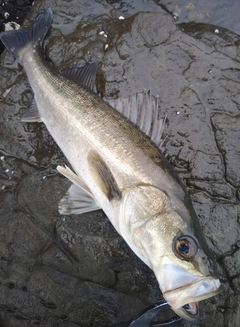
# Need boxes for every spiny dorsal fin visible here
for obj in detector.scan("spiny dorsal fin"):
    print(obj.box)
[87,150,121,201]
[61,62,97,91]
[105,89,166,151]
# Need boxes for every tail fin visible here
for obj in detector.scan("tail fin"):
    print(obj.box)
[0,8,53,62]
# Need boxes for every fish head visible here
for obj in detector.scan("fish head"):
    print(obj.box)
[119,185,221,321]
[152,229,221,321]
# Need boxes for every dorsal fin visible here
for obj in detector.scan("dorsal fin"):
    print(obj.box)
[105,90,166,151]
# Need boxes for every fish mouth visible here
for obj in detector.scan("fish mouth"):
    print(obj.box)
[173,302,200,322]
[154,262,221,321]
[163,276,221,310]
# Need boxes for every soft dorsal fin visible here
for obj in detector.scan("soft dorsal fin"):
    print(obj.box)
[61,62,97,91]
[87,150,121,201]
[57,165,100,215]
[105,90,166,151]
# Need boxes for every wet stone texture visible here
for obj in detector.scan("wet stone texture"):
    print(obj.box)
[0,0,240,326]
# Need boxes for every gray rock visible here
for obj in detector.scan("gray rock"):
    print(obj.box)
[0,0,239,326]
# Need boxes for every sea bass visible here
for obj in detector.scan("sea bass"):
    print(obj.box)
[0,8,221,321]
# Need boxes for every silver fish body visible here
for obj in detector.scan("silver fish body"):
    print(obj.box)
[0,8,221,321]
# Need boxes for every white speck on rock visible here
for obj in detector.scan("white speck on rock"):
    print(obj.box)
[4,21,20,31]
[2,88,12,98]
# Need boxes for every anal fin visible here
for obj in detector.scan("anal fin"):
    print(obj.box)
[57,165,100,215]
[21,97,42,123]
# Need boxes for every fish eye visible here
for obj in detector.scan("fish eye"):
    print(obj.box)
[173,235,198,260]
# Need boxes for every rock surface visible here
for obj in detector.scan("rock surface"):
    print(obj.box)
[0,0,239,326]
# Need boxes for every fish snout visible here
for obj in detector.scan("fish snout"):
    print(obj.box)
[154,262,221,321]
[163,277,221,310]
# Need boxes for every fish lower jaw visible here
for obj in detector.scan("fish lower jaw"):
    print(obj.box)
[172,302,200,322]
[163,277,221,310]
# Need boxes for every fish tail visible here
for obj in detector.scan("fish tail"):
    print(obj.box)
[0,8,53,62]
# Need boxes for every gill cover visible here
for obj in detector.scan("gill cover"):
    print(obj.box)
[118,184,187,268]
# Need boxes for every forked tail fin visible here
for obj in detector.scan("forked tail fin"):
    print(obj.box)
[0,8,53,63]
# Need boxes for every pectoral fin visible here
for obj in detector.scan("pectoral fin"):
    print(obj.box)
[87,150,121,201]
[57,165,100,215]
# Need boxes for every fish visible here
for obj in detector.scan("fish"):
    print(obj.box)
[0,8,221,322]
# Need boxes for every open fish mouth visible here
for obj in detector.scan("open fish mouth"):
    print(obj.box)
[155,262,221,321]
[163,276,221,310]
[162,277,221,321]
[173,302,199,322]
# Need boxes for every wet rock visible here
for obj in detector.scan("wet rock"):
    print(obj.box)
[224,294,240,327]
[232,274,240,293]
[158,0,240,35]
[190,151,223,181]
[187,180,233,199]
[192,192,239,255]
[211,113,240,188]
[115,266,161,302]
[222,250,240,280]
[0,0,240,326]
